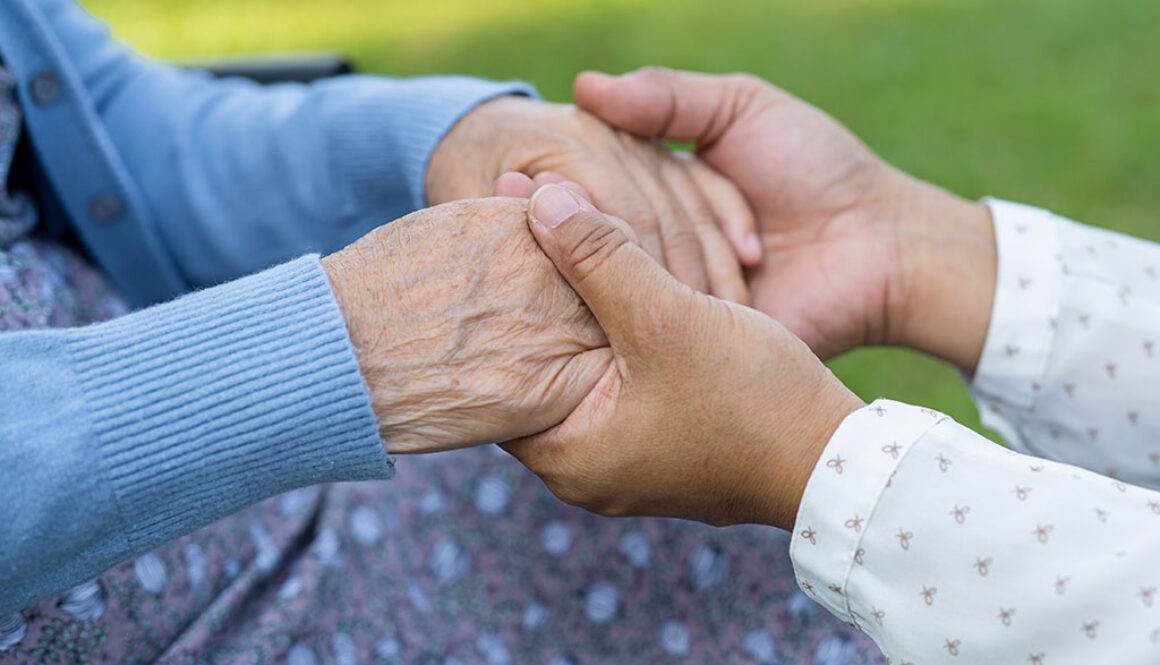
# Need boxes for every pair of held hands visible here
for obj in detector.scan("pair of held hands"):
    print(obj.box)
[321,68,1000,531]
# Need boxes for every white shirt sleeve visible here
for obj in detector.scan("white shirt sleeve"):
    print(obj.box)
[791,399,1160,665]
[971,199,1160,489]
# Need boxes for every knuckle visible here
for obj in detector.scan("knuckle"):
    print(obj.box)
[564,216,631,282]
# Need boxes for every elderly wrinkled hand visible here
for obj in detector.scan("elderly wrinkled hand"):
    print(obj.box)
[426,95,761,304]
[321,197,612,454]
[502,185,863,530]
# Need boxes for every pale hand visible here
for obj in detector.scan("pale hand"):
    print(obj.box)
[503,185,863,530]
[426,95,762,304]
[575,68,998,372]
[322,198,611,454]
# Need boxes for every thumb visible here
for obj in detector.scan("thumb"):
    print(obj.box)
[574,67,765,146]
[528,184,681,347]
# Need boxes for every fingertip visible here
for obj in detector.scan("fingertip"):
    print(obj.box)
[694,216,753,306]
[715,202,763,266]
[737,232,764,267]
[494,172,536,198]
[684,157,763,265]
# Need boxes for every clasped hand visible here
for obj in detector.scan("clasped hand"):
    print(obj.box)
[322,189,859,530]
[321,67,1003,531]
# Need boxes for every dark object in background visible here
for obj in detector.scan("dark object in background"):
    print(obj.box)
[184,52,354,84]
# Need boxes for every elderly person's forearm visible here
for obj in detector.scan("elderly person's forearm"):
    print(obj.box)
[1,196,607,614]
[0,257,389,614]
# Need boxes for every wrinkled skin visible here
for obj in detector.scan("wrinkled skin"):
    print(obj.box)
[427,95,762,304]
[322,198,611,453]
[504,186,863,531]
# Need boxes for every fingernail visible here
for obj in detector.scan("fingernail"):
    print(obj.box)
[531,185,581,228]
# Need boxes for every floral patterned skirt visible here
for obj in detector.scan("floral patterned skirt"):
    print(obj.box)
[5,445,886,665]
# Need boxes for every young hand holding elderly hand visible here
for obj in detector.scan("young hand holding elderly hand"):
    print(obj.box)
[502,184,864,530]
[481,68,1006,529]
[15,3,1156,658]
[352,67,1006,523]
[483,69,1160,665]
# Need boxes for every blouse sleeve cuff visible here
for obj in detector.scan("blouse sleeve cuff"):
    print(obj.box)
[65,256,393,553]
[789,399,949,623]
[969,200,1063,425]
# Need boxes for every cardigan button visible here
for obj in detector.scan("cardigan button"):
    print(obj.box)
[29,70,62,105]
[88,194,125,223]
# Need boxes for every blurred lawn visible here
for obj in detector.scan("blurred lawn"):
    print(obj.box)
[83,0,1160,435]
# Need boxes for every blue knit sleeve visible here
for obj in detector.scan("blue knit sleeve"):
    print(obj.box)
[40,0,536,292]
[0,256,392,614]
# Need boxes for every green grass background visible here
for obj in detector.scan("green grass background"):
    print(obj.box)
[82,0,1160,435]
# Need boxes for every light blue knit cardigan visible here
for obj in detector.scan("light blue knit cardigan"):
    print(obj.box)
[0,0,534,613]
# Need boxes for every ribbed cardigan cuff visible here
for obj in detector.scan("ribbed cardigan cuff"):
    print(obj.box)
[64,256,392,551]
[326,75,538,214]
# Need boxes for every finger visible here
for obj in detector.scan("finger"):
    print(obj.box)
[665,163,750,304]
[696,223,749,305]
[494,171,596,205]
[561,162,666,267]
[500,430,559,482]
[493,172,536,198]
[531,171,594,203]
[519,346,614,445]
[528,184,683,347]
[500,358,621,479]
[623,144,709,293]
[656,158,740,300]
[681,154,763,266]
[499,435,547,473]
[574,67,773,146]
